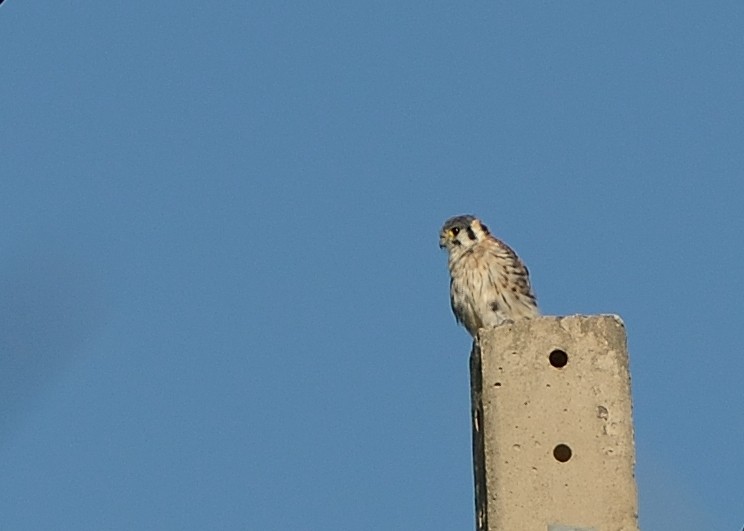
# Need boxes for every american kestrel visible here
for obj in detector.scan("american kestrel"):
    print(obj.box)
[439,215,539,338]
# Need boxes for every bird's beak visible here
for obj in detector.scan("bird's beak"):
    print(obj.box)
[438,232,448,249]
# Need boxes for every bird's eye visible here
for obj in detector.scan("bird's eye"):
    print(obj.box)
[451,227,460,236]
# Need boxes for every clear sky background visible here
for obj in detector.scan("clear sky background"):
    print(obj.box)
[1,2,742,530]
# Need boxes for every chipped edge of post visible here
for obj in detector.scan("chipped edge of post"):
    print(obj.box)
[469,340,488,531]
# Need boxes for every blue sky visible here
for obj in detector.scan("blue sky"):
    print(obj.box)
[1,2,743,529]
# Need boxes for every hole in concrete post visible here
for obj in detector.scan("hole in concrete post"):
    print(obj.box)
[549,349,568,368]
[553,444,572,462]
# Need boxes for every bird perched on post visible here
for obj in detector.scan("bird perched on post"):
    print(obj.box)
[439,215,539,338]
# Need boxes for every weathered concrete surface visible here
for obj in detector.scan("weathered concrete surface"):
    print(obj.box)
[470,315,638,531]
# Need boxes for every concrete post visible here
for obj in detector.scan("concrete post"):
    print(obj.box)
[470,315,638,531]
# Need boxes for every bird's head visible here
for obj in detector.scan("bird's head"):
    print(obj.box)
[439,215,490,254]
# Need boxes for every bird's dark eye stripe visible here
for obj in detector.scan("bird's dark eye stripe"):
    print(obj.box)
[466,227,476,240]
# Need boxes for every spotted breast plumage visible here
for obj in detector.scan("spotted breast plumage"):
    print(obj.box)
[439,215,539,338]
